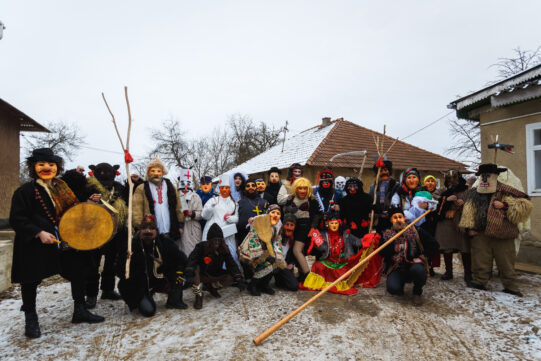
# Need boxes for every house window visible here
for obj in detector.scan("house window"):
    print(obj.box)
[526,122,541,196]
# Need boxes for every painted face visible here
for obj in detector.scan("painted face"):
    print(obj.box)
[269,209,281,226]
[319,172,333,189]
[292,168,302,179]
[405,174,420,190]
[200,182,212,193]
[140,225,158,244]
[328,220,340,232]
[391,213,406,230]
[269,172,280,184]
[234,175,243,187]
[296,186,308,199]
[379,168,390,181]
[283,221,295,237]
[149,167,163,183]
[219,186,231,198]
[424,178,437,192]
[256,180,266,192]
[477,173,498,194]
[35,162,58,180]
[245,182,257,194]
[348,183,358,194]
[179,180,192,194]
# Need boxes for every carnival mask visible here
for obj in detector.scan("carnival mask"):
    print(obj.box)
[405,174,420,190]
[477,173,498,194]
[179,180,192,194]
[296,186,308,199]
[140,225,158,244]
[269,172,280,184]
[219,186,231,198]
[335,177,346,191]
[256,179,266,192]
[379,168,390,181]
[35,162,58,180]
[283,221,295,237]
[245,182,257,194]
[269,209,281,226]
[328,220,340,232]
[292,168,302,179]
[424,177,437,193]
[319,172,333,189]
[90,163,119,188]
[391,212,406,230]
[348,184,358,194]
[200,182,212,194]
[149,167,164,184]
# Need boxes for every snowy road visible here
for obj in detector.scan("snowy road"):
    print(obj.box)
[1,267,540,361]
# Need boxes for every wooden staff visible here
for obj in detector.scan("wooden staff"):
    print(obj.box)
[102,86,134,279]
[253,209,431,346]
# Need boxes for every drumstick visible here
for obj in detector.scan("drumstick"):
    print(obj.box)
[52,238,61,244]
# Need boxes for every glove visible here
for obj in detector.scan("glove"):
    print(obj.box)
[299,202,310,211]
[183,210,194,218]
[265,256,276,264]
[235,278,247,291]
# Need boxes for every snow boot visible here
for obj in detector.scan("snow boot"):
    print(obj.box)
[101,290,122,300]
[85,295,97,309]
[72,303,105,324]
[441,253,453,280]
[166,285,188,310]
[24,311,41,339]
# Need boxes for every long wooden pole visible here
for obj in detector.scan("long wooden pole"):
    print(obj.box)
[123,86,134,279]
[253,209,431,346]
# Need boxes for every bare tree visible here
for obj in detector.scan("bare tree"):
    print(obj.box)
[21,121,85,161]
[149,117,192,170]
[446,117,481,168]
[490,46,541,80]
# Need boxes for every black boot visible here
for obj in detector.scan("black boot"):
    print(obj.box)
[85,296,97,309]
[461,252,472,286]
[72,303,105,324]
[138,295,156,317]
[248,279,261,296]
[166,286,188,310]
[441,253,453,280]
[24,312,41,339]
[101,290,122,300]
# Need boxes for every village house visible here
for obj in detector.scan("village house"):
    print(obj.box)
[448,64,541,267]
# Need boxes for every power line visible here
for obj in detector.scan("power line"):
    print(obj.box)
[401,110,454,140]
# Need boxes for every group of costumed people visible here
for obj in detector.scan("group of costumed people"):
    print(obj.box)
[10,147,532,339]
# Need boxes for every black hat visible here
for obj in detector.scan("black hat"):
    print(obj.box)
[268,167,281,176]
[207,223,224,240]
[26,148,62,164]
[475,163,507,176]
[388,207,404,218]
[282,213,297,224]
[372,156,392,173]
[200,176,213,184]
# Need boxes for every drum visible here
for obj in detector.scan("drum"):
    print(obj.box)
[58,203,118,250]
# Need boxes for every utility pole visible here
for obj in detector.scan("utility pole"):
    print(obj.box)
[281,120,289,153]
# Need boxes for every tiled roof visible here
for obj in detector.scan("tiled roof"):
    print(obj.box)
[308,120,467,172]
[230,118,466,175]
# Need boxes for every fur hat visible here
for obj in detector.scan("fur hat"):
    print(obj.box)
[388,207,404,218]
[207,223,224,240]
[146,157,168,179]
[345,177,364,194]
[268,167,281,176]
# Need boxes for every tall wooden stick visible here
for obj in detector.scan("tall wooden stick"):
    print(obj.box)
[253,209,431,346]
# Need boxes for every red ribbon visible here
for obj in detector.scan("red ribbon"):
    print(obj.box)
[124,149,134,163]
[88,170,94,176]
[115,170,121,176]
[375,157,385,168]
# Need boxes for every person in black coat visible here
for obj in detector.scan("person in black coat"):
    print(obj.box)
[368,157,401,233]
[117,214,188,317]
[339,177,372,242]
[10,148,104,339]
[184,223,245,309]
[263,167,282,205]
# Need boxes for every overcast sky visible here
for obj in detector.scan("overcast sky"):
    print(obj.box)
[2,1,540,177]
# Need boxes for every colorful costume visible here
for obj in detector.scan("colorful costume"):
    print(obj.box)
[177,169,203,257]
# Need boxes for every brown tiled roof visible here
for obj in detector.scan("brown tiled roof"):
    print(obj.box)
[307,119,467,172]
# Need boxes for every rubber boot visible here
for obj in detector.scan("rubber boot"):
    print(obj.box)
[72,302,105,324]
[461,252,472,285]
[441,253,453,280]
[166,285,188,310]
[24,311,41,339]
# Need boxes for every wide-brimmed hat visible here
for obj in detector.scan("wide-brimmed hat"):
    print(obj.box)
[26,148,62,164]
[475,163,507,176]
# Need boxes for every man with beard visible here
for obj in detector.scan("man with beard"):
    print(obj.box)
[10,148,105,339]
[263,167,282,205]
[379,208,438,306]
[277,163,303,205]
[177,169,203,257]
[280,213,297,269]
[369,157,400,232]
[237,179,269,245]
[184,223,246,309]
[239,205,298,296]
[313,169,340,215]
[339,177,371,243]
[133,157,184,241]
[459,164,532,296]
[85,162,128,308]
[117,215,188,317]
[196,175,217,231]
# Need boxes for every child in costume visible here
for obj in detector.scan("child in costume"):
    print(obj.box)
[239,205,298,296]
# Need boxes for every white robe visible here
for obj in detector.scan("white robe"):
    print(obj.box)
[201,195,241,269]
[178,190,203,257]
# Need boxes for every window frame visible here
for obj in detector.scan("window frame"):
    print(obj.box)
[525,121,541,196]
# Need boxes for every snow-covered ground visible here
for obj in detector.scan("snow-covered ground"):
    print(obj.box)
[1,263,540,361]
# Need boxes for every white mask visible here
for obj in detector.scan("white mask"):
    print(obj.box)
[477,173,498,194]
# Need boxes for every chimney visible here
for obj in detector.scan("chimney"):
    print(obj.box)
[321,117,331,127]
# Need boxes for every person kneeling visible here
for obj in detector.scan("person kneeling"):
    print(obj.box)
[239,205,298,296]
[118,215,188,317]
[184,223,246,310]
[379,208,437,306]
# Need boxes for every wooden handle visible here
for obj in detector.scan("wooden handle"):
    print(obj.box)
[253,209,431,346]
